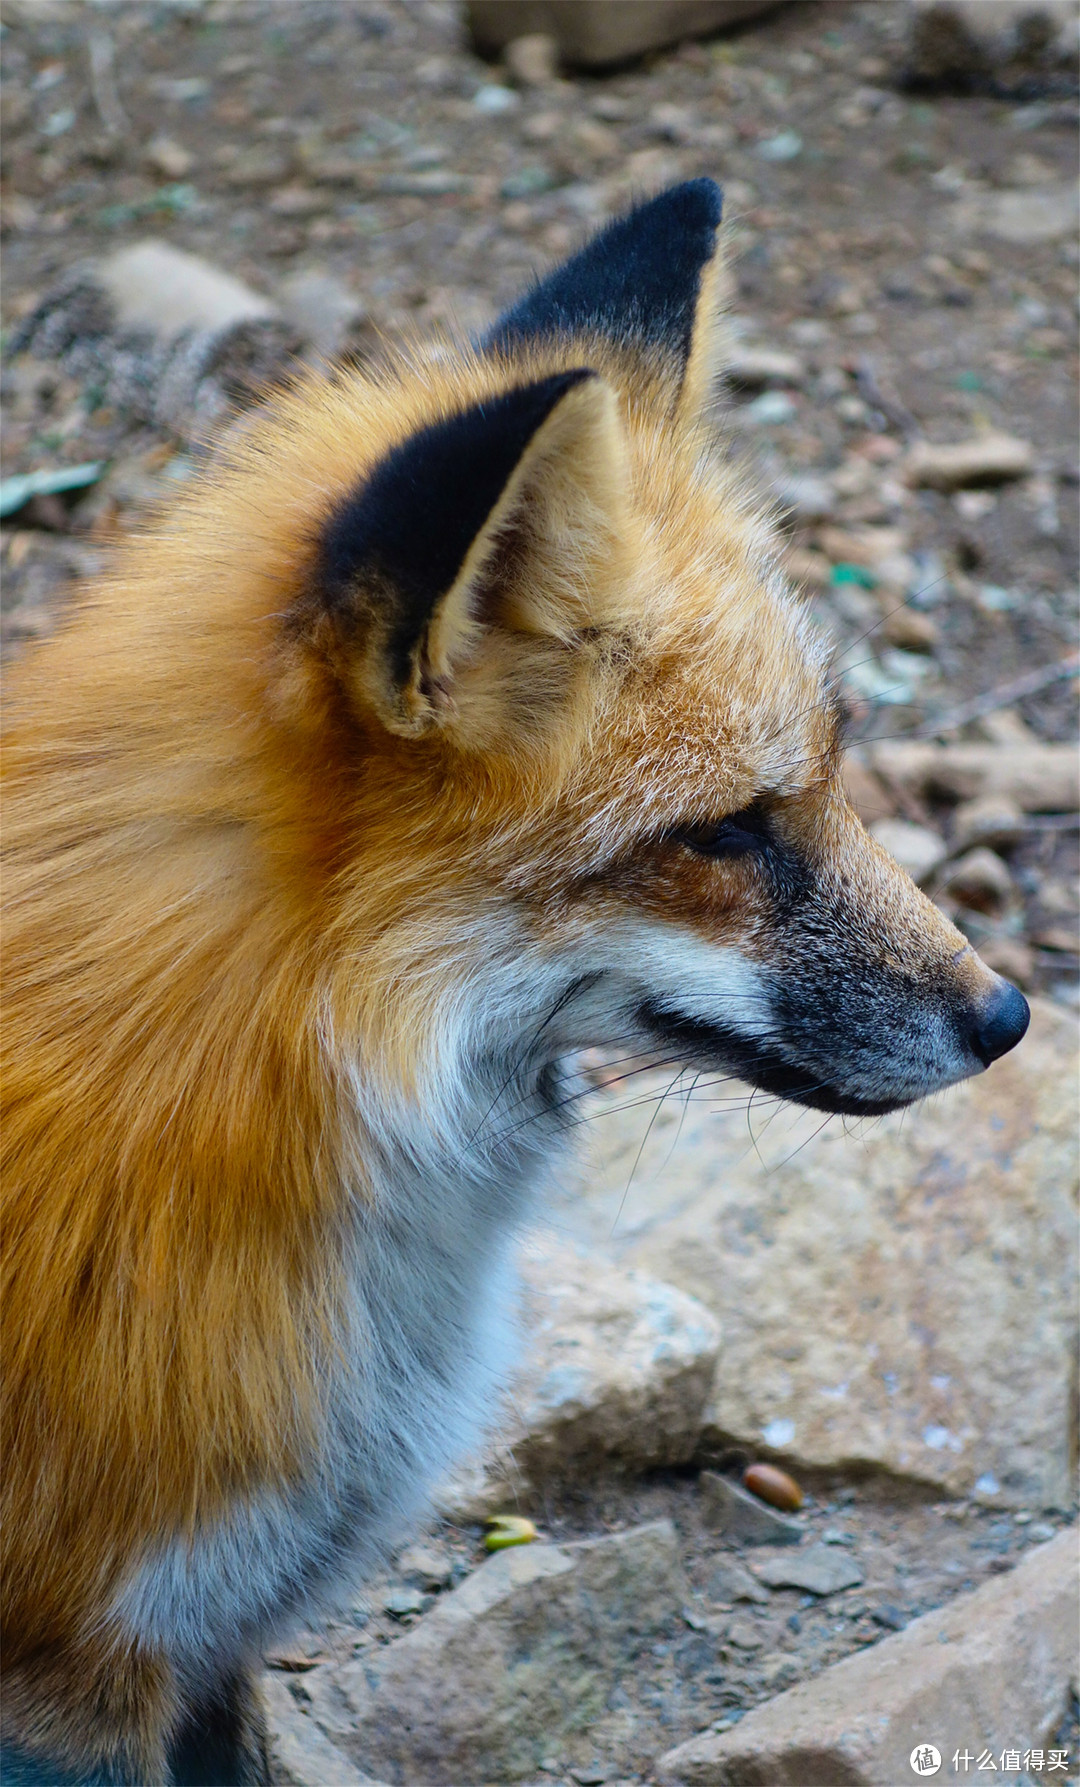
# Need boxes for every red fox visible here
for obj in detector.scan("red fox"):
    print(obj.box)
[1,180,1028,1785]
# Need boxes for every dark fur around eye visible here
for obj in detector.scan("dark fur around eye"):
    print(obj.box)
[671,802,772,859]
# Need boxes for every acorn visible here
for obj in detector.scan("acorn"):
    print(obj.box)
[742,1462,803,1512]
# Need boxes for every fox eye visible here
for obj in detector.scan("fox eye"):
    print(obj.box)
[672,802,771,859]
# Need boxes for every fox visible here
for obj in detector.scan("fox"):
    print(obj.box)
[1,178,1030,1786]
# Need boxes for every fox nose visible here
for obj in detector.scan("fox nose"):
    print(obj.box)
[969,978,1030,1066]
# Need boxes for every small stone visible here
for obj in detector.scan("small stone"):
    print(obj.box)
[648,101,701,145]
[841,755,895,827]
[224,146,291,189]
[940,847,1015,914]
[871,1604,908,1631]
[472,83,519,114]
[383,1585,425,1618]
[725,1618,764,1651]
[951,797,1026,854]
[818,525,908,569]
[869,818,948,885]
[708,1559,771,1606]
[395,1543,454,1591]
[503,32,560,86]
[728,348,806,391]
[144,135,193,179]
[94,240,276,339]
[755,131,802,162]
[753,1544,864,1596]
[743,390,797,427]
[699,1472,804,1546]
[276,269,368,357]
[903,433,1036,490]
[500,165,556,199]
[773,475,834,521]
[760,1652,799,1691]
[881,604,938,652]
[978,183,1080,245]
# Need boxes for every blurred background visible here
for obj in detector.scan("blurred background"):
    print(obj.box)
[1,7,1078,1783]
[1,0,1077,1004]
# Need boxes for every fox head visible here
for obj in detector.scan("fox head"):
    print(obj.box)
[6,182,1028,1160]
[277,178,1026,1124]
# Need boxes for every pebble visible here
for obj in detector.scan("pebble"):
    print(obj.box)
[743,390,797,427]
[724,1618,763,1652]
[869,818,948,885]
[950,796,1026,854]
[903,432,1036,490]
[276,269,368,357]
[881,604,938,652]
[940,847,1015,914]
[773,473,833,520]
[472,83,519,114]
[754,1544,865,1597]
[699,1471,803,1546]
[871,1604,908,1631]
[93,240,276,339]
[965,184,1080,246]
[503,32,560,86]
[395,1543,454,1591]
[727,348,805,391]
[784,546,832,591]
[383,1586,425,1618]
[755,131,802,162]
[708,1558,771,1606]
[144,134,193,179]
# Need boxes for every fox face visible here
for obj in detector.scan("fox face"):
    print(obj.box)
[288,179,1028,1128]
[1,179,1029,1784]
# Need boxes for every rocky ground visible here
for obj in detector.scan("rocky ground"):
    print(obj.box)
[1,3,1077,1785]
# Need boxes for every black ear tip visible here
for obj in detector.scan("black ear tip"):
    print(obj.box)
[651,177,724,230]
[484,177,725,366]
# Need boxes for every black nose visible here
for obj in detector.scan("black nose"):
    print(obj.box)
[970,979,1030,1066]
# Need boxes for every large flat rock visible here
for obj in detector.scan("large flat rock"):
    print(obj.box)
[550,998,1077,1505]
[656,1528,1079,1786]
[301,1521,686,1785]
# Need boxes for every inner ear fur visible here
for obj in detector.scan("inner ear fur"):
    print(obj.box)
[312,370,632,743]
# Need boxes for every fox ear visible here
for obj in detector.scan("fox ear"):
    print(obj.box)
[484,178,727,423]
[312,369,630,741]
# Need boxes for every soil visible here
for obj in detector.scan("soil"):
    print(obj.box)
[1,4,1077,1782]
[271,1479,1078,1785]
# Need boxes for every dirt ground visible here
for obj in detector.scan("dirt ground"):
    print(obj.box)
[272,1477,1078,1786]
[1,3,1077,1783]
